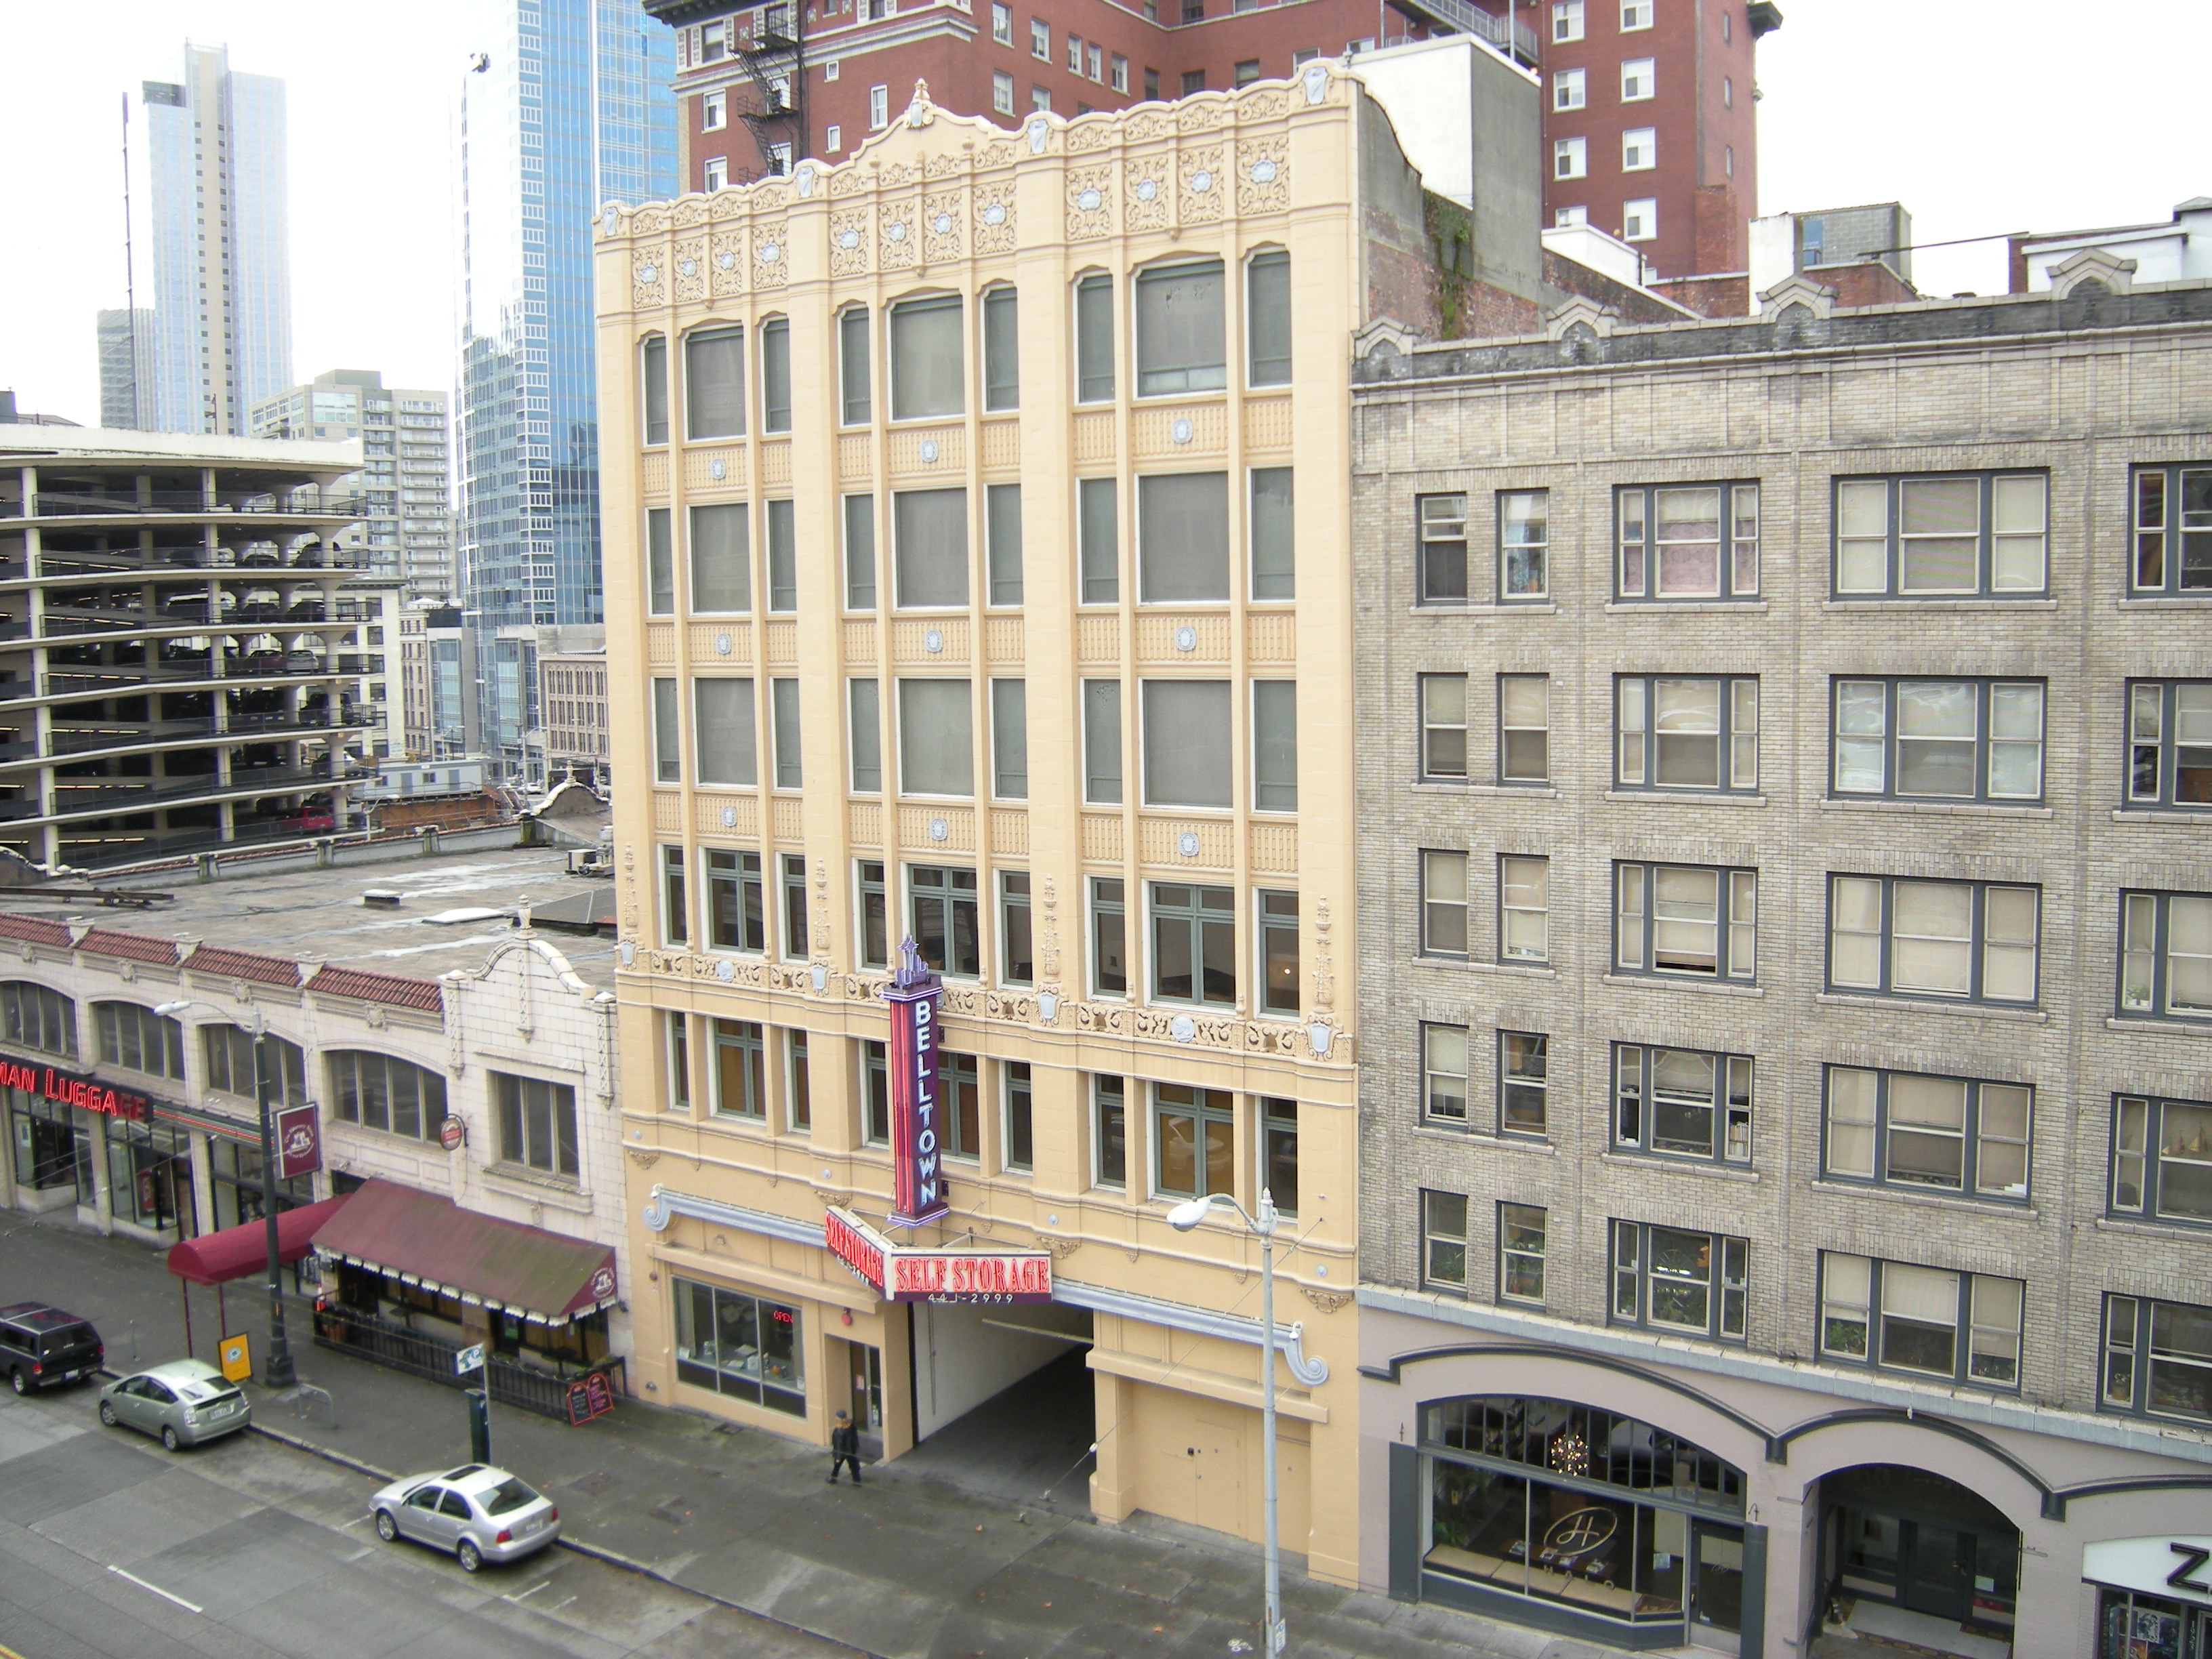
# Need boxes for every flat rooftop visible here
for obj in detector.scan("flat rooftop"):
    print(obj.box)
[46,840,617,989]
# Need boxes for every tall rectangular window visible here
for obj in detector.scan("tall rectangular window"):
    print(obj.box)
[863,1038,888,1141]
[1079,477,1119,602]
[982,287,1019,411]
[910,866,979,977]
[986,483,1023,605]
[1498,676,1549,785]
[1824,1065,2031,1200]
[2118,890,2212,1021]
[690,503,750,612]
[1246,250,1291,387]
[771,678,802,789]
[1834,472,2047,596]
[1091,878,1127,996]
[1828,875,2039,1004]
[1500,1031,1548,1136]
[1611,1223,1747,1343]
[1417,494,1468,603]
[1250,467,1294,600]
[1075,273,1115,403]
[897,679,973,796]
[781,853,809,959]
[941,1050,982,1160]
[1617,862,1755,979]
[1422,1025,1469,1124]
[641,335,669,445]
[1153,1084,1234,1197]
[1552,67,1585,110]
[1003,1061,1034,1172]
[1618,483,1760,600]
[1151,883,1235,1006]
[1422,1191,1468,1289]
[1261,1099,1298,1216]
[1422,850,1469,956]
[843,495,876,609]
[857,861,888,969]
[992,69,1015,115]
[2130,464,2212,594]
[890,295,964,419]
[1000,872,1033,985]
[894,488,968,608]
[839,306,872,424]
[1618,676,1759,792]
[1500,490,1548,600]
[991,678,1028,798]
[1258,890,1298,1015]
[1830,678,2043,801]
[1139,472,1230,602]
[685,325,745,438]
[706,850,766,952]
[765,499,796,611]
[1498,1204,1547,1304]
[1134,260,1227,396]
[713,1019,768,1118]
[693,677,758,785]
[1093,1075,1126,1187]
[659,853,684,960]
[653,677,682,782]
[1084,678,1122,802]
[1615,1044,1754,1164]
[1252,681,1296,811]
[2125,680,2212,807]
[1422,675,1469,779]
[848,678,882,792]
[760,318,792,432]
[786,1029,811,1130]
[1500,856,1550,962]
[647,508,675,615]
[665,1014,691,1113]
[496,1073,580,1176]
[1142,680,1232,808]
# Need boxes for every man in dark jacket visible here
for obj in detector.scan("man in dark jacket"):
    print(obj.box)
[828,1410,862,1484]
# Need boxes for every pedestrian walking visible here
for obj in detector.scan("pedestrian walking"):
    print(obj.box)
[828,1409,862,1484]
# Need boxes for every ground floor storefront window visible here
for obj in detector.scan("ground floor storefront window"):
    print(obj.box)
[7,1090,88,1202]
[1421,1395,1746,1635]
[209,1136,312,1230]
[672,1275,804,1415]
[2100,1588,2211,1659]
[104,1118,194,1237]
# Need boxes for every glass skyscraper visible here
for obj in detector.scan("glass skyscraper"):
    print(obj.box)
[144,43,293,436]
[458,0,676,773]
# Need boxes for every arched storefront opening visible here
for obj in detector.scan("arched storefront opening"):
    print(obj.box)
[1820,1465,2020,1653]
[1416,1393,1755,1652]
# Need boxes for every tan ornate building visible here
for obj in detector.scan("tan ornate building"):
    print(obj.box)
[595,70,1456,1579]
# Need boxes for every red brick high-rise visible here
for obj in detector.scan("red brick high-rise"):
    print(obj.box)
[642,0,1778,282]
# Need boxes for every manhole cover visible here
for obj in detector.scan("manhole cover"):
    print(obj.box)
[568,1470,619,1495]
[649,1498,693,1525]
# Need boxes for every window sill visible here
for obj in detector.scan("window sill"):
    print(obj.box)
[1807,1179,2036,1220]
[1603,600,1769,615]
[2117,595,2212,609]
[1604,790,1767,808]
[2093,1215,2211,1242]
[1822,597,2055,611]
[1414,1123,1558,1155]
[1408,602,1559,616]
[1601,973,1764,998]
[1440,959,1562,980]
[2104,1015,2211,1038]
[2113,806,2212,824]
[1599,1151,1759,1183]
[1412,781,1560,798]
[1819,797,2053,819]
[1817,991,2047,1023]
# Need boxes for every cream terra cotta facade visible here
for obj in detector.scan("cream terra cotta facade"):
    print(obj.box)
[596,69,1436,1580]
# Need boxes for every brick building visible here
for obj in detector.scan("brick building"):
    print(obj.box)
[644,0,1773,282]
[1347,264,2212,1651]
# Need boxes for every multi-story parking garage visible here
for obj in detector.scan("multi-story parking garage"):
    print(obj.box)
[0,427,372,868]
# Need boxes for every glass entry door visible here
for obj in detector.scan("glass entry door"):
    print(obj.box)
[1689,1521,1746,1653]
[848,1342,883,1456]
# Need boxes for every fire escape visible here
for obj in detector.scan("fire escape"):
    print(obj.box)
[737,1,804,179]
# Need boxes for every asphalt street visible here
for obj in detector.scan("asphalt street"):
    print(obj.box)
[0,1376,851,1659]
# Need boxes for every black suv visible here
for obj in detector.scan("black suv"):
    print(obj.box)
[0,1304,104,1394]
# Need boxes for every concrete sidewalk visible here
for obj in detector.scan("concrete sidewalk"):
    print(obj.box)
[2,1215,1631,1659]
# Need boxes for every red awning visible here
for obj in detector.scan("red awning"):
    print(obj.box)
[307,1178,618,1324]
[165,1193,354,1286]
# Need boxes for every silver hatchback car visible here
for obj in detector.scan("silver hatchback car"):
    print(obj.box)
[369,1464,561,1572]
[97,1360,252,1450]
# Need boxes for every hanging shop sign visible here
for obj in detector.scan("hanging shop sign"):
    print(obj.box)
[438,1115,467,1151]
[0,1060,148,1122]
[825,1206,1052,1305]
[275,1103,322,1178]
[880,939,949,1227]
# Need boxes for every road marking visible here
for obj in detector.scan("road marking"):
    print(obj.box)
[340,1513,370,1528]
[504,1580,550,1603]
[106,1565,203,1614]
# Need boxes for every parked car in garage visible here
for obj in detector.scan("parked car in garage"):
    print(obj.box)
[96,1359,252,1450]
[369,1464,561,1572]
[0,1303,104,1394]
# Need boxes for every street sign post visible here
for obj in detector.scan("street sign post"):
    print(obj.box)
[455,1344,490,1462]
[455,1343,485,1374]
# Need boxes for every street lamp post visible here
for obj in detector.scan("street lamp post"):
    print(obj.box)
[156,1000,298,1389]
[1167,1187,1286,1657]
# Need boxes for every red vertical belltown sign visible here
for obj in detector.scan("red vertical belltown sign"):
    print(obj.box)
[882,938,949,1227]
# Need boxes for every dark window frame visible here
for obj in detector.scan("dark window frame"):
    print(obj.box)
[328,1050,449,1141]
[2110,1093,2212,1228]
[2100,1292,2212,1426]
[1823,1064,2033,1204]
[1612,1043,1753,1166]
[1830,676,2046,804]
[494,1071,580,1179]
[1614,861,1756,981]
[1615,480,1761,602]
[2127,462,2212,596]
[2119,888,2212,1024]
[1830,470,2049,599]
[2125,678,2212,808]
[1609,1220,1748,1344]
[1826,873,2041,1006]
[908,863,980,978]
[1816,1250,2024,1391]
[705,848,767,954]
[1616,674,1760,794]
[1420,673,1469,781]
[1149,881,1235,1007]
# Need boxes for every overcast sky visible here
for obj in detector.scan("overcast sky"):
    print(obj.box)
[1,1,2205,422]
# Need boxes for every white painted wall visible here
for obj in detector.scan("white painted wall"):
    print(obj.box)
[912,1298,1092,1439]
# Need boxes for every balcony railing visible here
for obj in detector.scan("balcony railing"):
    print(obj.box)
[18,491,366,521]
[43,760,347,818]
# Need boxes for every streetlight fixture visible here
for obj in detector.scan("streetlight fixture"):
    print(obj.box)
[1166,1187,1287,1657]
[155,1000,298,1389]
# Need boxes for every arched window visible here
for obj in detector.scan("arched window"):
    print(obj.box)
[327,1051,449,1141]
[93,1002,186,1081]
[201,1025,306,1107]
[0,983,76,1059]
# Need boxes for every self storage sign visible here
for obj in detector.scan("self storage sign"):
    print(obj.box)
[826,1206,1052,1305]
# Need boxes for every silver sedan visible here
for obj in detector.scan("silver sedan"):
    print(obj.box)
[369,1464,562,1572]
[97,1360,252,1450]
